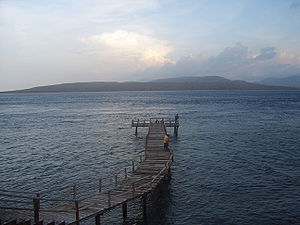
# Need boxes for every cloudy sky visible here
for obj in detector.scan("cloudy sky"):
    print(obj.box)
[1,0,300,91]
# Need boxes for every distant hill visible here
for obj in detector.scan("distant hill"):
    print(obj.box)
[152,76,231,83]
[2,76,297,93]
[259,75,300,88]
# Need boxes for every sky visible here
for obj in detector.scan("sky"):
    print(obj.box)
[1,0,300,91]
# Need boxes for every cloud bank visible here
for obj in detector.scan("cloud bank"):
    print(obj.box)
[81,30,173,69]
[137,43,300,81]
[1,0,300,91]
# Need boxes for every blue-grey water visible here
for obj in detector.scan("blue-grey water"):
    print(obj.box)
[1,91,300,225]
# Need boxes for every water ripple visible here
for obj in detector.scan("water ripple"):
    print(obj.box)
[0,91,300,224]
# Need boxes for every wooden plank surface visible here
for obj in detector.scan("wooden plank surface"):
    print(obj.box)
[36,122,172,224]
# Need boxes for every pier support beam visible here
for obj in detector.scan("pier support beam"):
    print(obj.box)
[122,202,128,218]
[142,193,147,221]
[135,126,138,136]
[33,197,40,225]
[174,126,178,136]
[95,214,101,225]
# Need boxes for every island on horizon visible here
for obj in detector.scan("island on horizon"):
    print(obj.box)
[1,76,298,93]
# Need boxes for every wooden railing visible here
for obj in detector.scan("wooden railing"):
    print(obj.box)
[0,151,172,225]
[0,190,78,224]
[1,119,174,224]
[132,117,179,127]
[0,219,67,225]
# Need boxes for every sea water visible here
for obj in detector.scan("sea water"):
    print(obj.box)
[1,91,300,225]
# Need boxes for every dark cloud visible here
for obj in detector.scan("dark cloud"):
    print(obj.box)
[203,44,250,72]
[290,2,300,8]
[254,47,276,61]
[138,44,300,81]
[215,44,248,62]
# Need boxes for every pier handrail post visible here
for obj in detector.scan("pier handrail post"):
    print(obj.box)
[135,125,138,136]
[75,200,80,225]
[114,175,118,187]
[33,195,40,225]
[150,179,154,188]
[108,191,111,207]
[98,179,102,193]
[132,182,135,197]
[72,184,77,200]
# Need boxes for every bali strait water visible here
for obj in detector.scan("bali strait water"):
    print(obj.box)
[1,91,300,225]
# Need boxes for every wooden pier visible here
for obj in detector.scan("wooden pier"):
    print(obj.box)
[132,117,179,136]
[0,117,179,225]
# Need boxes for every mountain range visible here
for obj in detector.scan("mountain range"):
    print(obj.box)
[2,76,298,93]
[258,75,300,88]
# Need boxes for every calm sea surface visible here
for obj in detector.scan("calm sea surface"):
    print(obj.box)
[1,91,300,225]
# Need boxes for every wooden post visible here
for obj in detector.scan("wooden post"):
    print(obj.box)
[132,182,135,197]
[33,198,40,225]
[75,200,80,225]
[142,193,147,221]
[122,202,127,218]
[132,161,135,172]
[95,214,101,225]
[108,191,111,207]
[72,184,77,200]
[135,119,139,135]
[98,179,102,193]
[114,175,118,187]
[124,168,127,179]
[168,167,171,175]
[174,126,178,136]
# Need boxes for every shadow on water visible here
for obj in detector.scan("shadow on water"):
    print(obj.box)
[120,176,172,225]
[146,176,173,225]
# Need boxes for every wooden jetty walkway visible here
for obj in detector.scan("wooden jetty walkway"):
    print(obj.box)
[0,117,179,225]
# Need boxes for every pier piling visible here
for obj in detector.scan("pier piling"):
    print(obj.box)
[142,193,147,221]
[95,214,101,225]
[122,202,128,218]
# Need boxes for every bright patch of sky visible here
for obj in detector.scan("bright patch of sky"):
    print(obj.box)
[1,0,300,91]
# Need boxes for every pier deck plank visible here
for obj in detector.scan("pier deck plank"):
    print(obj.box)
[40,122,172,224]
